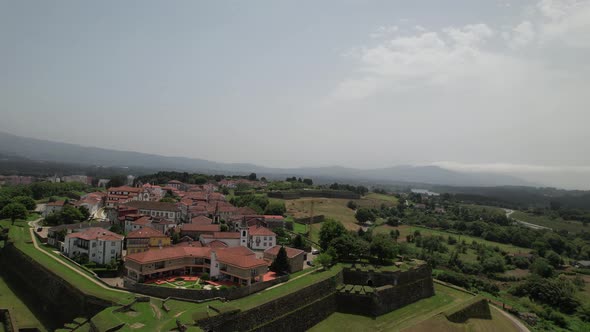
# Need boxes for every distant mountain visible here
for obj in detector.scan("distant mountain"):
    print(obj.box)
[0,131,532,187]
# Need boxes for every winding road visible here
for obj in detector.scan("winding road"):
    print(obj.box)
[504,209,551,231]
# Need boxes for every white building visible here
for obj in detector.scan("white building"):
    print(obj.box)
[125,201,180,222]
[247,225,276,251]
[62,227,124,264]
[43,200,66,217]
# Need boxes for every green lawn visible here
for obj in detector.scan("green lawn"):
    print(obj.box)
[309,283,473,332]
[511,211,587,233]
[0,275,48,331]
[6,224,133,304]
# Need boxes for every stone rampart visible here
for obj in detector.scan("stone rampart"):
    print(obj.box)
[0,244,112,330]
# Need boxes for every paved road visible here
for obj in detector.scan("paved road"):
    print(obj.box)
[491,305,531,332]
[504,209,551,231]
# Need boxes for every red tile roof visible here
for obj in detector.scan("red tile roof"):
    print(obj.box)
[264,245,305,258]
[131,216,151,225]
[125,201,179,212]
[181,224,220,232]
[216,247,266,268]
[190,216,213,225]
[47,200,66,207]
[126,246,211,264]
[127,227,167,239]
[207,240,229,248]
[201,232,241,239]
[108,186,142,193]
[65,227,123,242]
[249,225,276,237]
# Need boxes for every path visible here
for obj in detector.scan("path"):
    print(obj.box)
[27,226,132,296]
[504,209,551,231]
[491,305,531,332]
[263,267,319,291]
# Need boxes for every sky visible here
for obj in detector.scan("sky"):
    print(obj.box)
[1,1,590,188]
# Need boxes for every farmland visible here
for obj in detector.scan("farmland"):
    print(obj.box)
[511,210,587,233]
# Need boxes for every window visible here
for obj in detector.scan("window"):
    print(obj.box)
[92,253,95,257]
[111,249,115,254]
[92,242,97,248]
[111,241,116,246]
[264,236,267,241]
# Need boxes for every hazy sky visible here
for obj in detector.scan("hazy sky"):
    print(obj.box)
[1,1,590,187]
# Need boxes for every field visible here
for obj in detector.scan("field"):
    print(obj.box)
[0,275,48,331]
[285,193,398,230]
[459,204,506,216]
[374,225,530,255]
[309,283,476,332]
[511,211,587,233]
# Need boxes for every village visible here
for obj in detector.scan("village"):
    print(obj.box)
[38,177,309,291]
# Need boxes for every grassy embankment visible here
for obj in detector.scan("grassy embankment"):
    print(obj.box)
[0,275,48,332]
[1,219,133,304]
[310,282,491,332]
[511,210,587,233]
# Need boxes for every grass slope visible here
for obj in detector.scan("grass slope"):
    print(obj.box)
[0,275,47,331]
[309,283,473,332]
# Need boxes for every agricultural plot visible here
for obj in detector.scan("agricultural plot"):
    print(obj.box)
[511,211,587,233]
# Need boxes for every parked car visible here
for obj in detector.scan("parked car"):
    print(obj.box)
[306,261,314,266]
[311,249,320,255]
[36,227,42,232]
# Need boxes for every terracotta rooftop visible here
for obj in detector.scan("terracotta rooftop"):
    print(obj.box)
[190,216,213,225]
[127,227,167,239]
[65,227,123,242]
[201,232,241,239]
[181,224,220,232]
[264,245,305,258]
[46,200,66,207]
[131,216,151,225]
[249,225,276,237]
[125,201,179,212]
[108,186,142,193]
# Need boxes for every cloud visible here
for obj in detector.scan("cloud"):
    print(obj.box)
[536,0,590,48]
[370,25,399,39]
[508,21,535,48]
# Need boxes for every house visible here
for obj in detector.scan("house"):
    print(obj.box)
[47,221,111,248]
[190,215,213,225]
[200,232,242,247]
[125,215,152,233]
[126,227,171,254]
[575,260,590,268]
[75,192,105,217]
[180,224,221,240]
[138,183,165,202]
[125,246,268,285]
[44,200,66,217]
[166,180,186,191]
[62,227,124,264]
[149,217,177,235]
[124,201,180,222]
[106,186,142,207]
[247,225,276,251]
[264,245,305,273]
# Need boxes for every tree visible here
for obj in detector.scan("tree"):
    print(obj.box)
[481,254,505,273]
[303,178,313,186]
[370,234,398,264]
[292,234,305,249]
[330,234,368,261]
[347,200,357,210]
[248,173,257,181]
[545,250,562,268]
[1,203,28,225]
[319,219,346,250]
[530,257,554,278]
[270,246,290,274]
[220,224,229,232]
[78,206,91,220]
[12,196,36,211]
[355,208,375,224]
[160,197,176,203]
[315,252,333,270]
[60,205,84,224]
[264,201,286,216]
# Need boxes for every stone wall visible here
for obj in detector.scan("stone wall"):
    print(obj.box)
[124,275,289,301]
[197,272,342,332]
[373,276,435,316]
[0,244,112,330]
[0,309,16,332]
[445,297,492,323]
[342,264,432,287]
